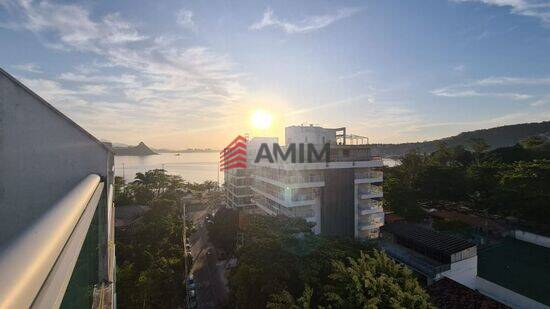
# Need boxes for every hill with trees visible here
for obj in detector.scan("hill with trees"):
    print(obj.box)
[371,121,550,157]
[383,137,550,233]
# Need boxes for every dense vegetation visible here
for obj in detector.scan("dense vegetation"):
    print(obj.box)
[207,209,432,309]
[115,169,215,308]
[384,136,550,230]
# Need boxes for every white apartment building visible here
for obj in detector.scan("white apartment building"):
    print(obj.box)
[224,125,384,240]
[222,136,278,213]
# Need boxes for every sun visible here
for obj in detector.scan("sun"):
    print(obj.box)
[251,110,273,130]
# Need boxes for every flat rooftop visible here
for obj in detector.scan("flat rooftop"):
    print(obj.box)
[478,238,550,306]
[428,278,508,309]
[383,222,476,256]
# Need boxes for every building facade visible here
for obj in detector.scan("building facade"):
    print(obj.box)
[224,125,384,240]
[0,68,115,308]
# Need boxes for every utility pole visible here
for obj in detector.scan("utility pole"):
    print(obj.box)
[122,163,125,180]
[181,198,189,307]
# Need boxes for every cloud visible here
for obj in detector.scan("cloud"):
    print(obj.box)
[0,0,147,52]
[453,64,466,72]
[19,78,76,101]
[12,63,42,73]
[250,7,362,34]
[431,88,532,100]
[338,70,371,80]
[474,76,550,85]
[1,0,247,145]
[453,0,550,25]
[58,72,138,85]
[290,94,374,115]
[530,96,550,106]
[431,76,550,101]
[404,111,550,133]
[176,9,196,31]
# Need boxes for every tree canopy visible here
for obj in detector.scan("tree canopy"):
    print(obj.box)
[383,138,550,230]
[211,212,433,308]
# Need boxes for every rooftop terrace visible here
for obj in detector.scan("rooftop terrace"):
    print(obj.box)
[478,237,550,306]
[383,222,476,263]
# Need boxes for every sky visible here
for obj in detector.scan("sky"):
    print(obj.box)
[1,0,550,149]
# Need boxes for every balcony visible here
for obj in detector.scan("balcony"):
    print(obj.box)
[358,185,383,199]
[358,212,384,230]
[0,174,114,308]
[354,170,383,184]
[358,200,383,215]
[359,219,384,230]
[253,173,325,189]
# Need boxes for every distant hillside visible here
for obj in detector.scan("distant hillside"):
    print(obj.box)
[152,148,219,153]
[370,121,550,158]
[111,142,158,156]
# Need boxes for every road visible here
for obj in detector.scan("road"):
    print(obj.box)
[187,209,228,309]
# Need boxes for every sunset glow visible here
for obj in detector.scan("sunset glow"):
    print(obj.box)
[251,110,273,130]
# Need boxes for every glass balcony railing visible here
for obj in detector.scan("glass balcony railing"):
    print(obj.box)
[358,200,383,212]
[358,185,383,196]
[291,193,318,202]
[359,218,383,227]
[355,171,383,180]
[254,172,324,184]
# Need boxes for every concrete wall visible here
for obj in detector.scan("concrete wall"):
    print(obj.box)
[0,70,113,246]
[285,125,336,146]
[476,277,548,309]
[441,256,477,289]
[511,230,550,248]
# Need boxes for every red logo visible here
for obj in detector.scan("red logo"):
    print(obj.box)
[220,135,247,171]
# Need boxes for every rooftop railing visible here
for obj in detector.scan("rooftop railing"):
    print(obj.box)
[0,174,104,308]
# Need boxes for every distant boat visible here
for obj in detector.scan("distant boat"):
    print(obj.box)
[175,153,181,156]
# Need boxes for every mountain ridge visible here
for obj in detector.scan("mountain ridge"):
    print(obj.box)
[370,121,550,158]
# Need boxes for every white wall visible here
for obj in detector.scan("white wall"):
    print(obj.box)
[441,256,478,289]
[511,230,550,248]
[285,125,336,146]
[476,277,548,309]
[0,70,112,246]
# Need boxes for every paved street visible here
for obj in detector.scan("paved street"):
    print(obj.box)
[187,209,228,309]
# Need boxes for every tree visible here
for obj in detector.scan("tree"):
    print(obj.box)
[469,138,490,164]
[322,250,433,308]
[267,286,312,309]
[207,207,239,254]
[226,214,434,309]
[114,176,133,206]
[520,136,546,149]
[383,177,425,221]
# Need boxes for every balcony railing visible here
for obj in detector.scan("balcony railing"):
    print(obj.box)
[355,171,383,179]
[254,172,324,185]
[0,174,105,308]
[358,185,383,197]
[358,200,383,214]
[291,193,318,202]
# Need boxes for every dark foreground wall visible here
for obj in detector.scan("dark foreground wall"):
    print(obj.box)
[0,69,113,246]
